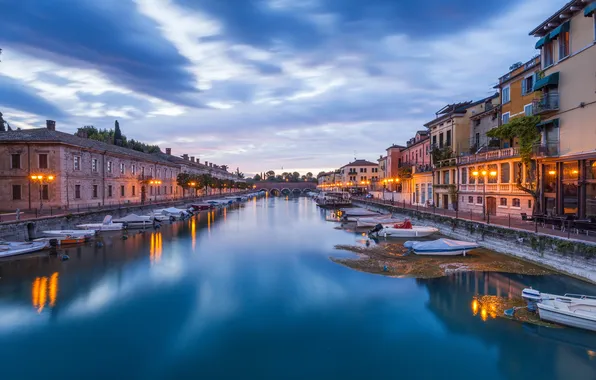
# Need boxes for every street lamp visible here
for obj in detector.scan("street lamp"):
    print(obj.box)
[149,180,162,201]
[30,174,55,210]
[472,170,497,221]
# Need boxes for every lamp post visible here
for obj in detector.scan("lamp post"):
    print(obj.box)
[30,174,55,210]
[472,170,497,221]
[150,179,162,202]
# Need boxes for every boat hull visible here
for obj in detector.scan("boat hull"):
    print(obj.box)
[0,241,48,258]
[76,224,123,231]
[378,227,438,238]
[538,304,596,332]
[43,230,96,239]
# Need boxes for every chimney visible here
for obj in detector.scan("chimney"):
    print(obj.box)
[191,156,195,163]
[46,120,56,131]
[182,154,189,160]
[209,163,213,167]
[204,161,208,166]
[165,148,171,155]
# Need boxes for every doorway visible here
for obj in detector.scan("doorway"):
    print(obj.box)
[442,194,449,209]
[141,186,146,204]
[486,196,497,216]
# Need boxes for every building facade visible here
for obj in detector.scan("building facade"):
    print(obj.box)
[531,1,596,218]
[339,159,380,190]
[0,121,242,211]
[399,131,432,206]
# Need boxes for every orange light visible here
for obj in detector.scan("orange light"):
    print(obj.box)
[481,170,487,176]
[48,175,55,181]
[489,171,497,177]
[548,170,556,175]
[572,169,579,175]
[30,175,38,180]
[472,171,479,176]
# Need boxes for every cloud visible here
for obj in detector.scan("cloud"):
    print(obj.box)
[0,0,200,106]
[0,75,66,119]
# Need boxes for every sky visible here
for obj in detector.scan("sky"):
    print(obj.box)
[0,0,563,176]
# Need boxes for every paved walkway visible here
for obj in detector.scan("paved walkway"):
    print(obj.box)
[354,197,596,244]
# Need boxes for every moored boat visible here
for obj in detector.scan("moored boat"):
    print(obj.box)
[522,288,596,332]
[77,215,124,231]
[190,203,214,211]
[43,230,97,239]
[34,235,86,245]
[113,214,153,229]
[356,216,402,227]
[372,225,439,238]
[403,238,478,256]
[0,241,48,258]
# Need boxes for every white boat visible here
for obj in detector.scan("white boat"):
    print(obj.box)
[43,230,97,239]
[356,216,402,228]
[403,238,478,255]
[77,215,124,231]
[522,288,596,332]
[0,241,48,258]
[373,225,439,238]
[113,214,154,228]
[153,207,190,220]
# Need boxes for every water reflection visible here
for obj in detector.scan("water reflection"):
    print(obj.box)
[191,218,197,250]
[31,272,59,313]
[150,232,163,265]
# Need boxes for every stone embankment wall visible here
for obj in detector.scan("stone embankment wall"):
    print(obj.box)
[357,201,596,284]
[0,193,249,241]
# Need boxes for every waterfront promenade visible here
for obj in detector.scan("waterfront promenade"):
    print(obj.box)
[355,197,596,244]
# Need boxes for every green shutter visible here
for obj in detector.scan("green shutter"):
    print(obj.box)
[536,119,559,129]
[533,72,560,92]
[585,2,596,17]
[549,21,570,40]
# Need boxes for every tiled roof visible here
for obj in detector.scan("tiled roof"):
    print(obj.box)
[387,144,405,150]
[0,128,177,165]
[342,159,378,168]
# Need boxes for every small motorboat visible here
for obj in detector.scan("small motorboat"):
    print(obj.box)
[162,207,191,219]
[373,225,439,238]
[404,238,478,256]
[34,235,86,245]
[0,241,48,258]
[190,203,213,211]
[77,215,124,231]
[43,230,97,239]
[113,214,153,229]
[357,216,402,228]
[522,288,596,332]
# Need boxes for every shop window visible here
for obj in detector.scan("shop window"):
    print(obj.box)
[563,162,578,181]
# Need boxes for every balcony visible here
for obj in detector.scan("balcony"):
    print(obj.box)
[533,142,559,157]
[457,147,519,165]
[533,93,559,115]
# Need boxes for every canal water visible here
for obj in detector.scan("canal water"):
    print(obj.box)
[0,196,595,380]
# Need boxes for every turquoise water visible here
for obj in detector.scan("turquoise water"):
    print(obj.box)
[0,196,595,380]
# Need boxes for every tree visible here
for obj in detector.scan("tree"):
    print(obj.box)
[220,165,229,172]
[487,115,541,213]
[253,174,262,181]
[265,170,275,180]
[114,120,123,145]
[292,172,300,181]
[306,172,313,180]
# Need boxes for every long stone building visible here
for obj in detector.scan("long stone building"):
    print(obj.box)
[0,121,243,211]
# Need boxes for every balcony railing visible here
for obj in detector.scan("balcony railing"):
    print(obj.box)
[532,93,559,115]
[458,147,519,165]
[533,142,559,157]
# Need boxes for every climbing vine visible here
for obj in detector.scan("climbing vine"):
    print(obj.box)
[487,115,541,210]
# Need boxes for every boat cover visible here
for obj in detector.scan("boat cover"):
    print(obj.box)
[404,238,478,252]
[163,207,186,214]
[102,215,113,224]
[114,214,150,222]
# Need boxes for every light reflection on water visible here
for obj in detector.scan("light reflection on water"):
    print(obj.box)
[0,197,594,380]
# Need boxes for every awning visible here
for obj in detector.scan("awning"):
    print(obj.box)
[585,2,596,17]
[549,21,570,40]
[535,35,551,49]
[536,119,559,129]
[533,72,560,91]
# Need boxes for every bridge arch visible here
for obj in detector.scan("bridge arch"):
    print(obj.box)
[292,188,302,195]
[281,188,291,195]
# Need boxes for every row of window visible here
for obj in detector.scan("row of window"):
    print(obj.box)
[11,184,176,200]
[10,153,49,169]
[431,130,452,148]
[463,196,524,208]
[348,168,378,174]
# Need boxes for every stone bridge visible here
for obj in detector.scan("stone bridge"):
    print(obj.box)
[256,181,316,195]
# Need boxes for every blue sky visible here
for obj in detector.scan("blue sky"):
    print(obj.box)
[0,0,563,175]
